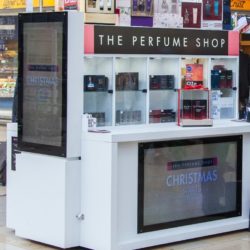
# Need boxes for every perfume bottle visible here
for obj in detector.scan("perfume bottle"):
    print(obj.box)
[161,0,169,13]
[171,0,177,14]
[138,0,145,12]
[193,8,198,24]
[184,8,189,24]
[214,0,219,16]
[87,76,95,90]
[205,0,211,17]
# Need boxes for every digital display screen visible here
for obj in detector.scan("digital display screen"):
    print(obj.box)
[22,22,63,147]
[138,136,242,232]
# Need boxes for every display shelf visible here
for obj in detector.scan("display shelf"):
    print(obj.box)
[210,57,238,120]
[84,91,112,126]
[83,56,113,126]
[115,57,147,125]
[83,55,239,126]
[148,57,179,123]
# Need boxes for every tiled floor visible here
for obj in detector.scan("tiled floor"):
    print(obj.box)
[0,124,250,250]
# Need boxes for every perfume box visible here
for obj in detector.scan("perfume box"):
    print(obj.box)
[150,75,175,89]
[116,72,139,90]
[182,100,193,119]
[181,2,201,28]
[84,75,108,91]
[178,89,212,126]
[162,110,175,122]
[185,64,203,87]
[192,100,207,120]
[149,109,175,123]
[219,70,227,88]
[226,70,233,88]
[211,70,220,89]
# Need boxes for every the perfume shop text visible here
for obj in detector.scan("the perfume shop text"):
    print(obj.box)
[97,34,226,49]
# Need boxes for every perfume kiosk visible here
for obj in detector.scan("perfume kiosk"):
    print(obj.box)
[6,13,250,250]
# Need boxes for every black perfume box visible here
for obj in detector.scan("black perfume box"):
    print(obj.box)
[149,109,175,123]
[226,70,233,88]
[116,72,139,91]
[219,71,227,88]
[84,75,108,91]
[192,100,207,120]
[182,100,193,119]
[150,75,175,90]
[211,69,233,89]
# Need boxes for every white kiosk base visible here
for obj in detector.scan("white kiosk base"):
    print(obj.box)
[81,121,250,250]
[7,123,81,249]
[7,121,250,250]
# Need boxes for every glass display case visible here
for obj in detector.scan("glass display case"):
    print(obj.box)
[83,57,113,126]
[148,57,178,123]
[210,57,238,120]
[115,57,147,125]
[177,88,213,126]
[83,55,239,127]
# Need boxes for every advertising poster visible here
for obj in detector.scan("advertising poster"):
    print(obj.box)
[153,0,183,28]
[140,139,240,228]
[22,22,63,147]
[203,0,222,20]
[119,7,131,26]
[202,0,223,30]
[181,2,201,28]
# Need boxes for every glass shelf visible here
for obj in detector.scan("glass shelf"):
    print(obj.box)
[115,57,147,125]
[148,57,179,123]
[210,58,237,120]
[83,57,113,126]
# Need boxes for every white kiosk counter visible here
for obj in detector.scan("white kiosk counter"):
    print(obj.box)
[81,120,250,250]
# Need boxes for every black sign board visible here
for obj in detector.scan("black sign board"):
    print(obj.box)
[12,137,21,171]
[94,26,229,55]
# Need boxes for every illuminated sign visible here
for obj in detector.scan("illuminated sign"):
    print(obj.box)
[231,0,250,11]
